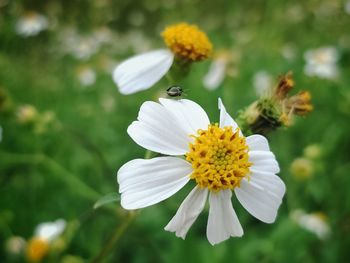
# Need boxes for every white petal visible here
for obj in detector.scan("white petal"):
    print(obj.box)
[35,219,66,241]
[235,172,285,223]
[117,157,192,210]
[246,135,270,151]
[207,190,243,245]
[113,49,174,95]
[203,57,227,90]
[249,150,280,174]
[159,98,210,135]
[164,186,208,239]
[218,98,239,130]
[127,101,191,155]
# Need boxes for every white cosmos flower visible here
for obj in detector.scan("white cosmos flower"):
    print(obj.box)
[304,46,339,79]
[34,219,66,242]
[113,23,212,95]
[117,98,286,245]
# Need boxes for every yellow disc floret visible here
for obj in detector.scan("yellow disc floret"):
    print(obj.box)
[186,124,251,192]
[162,23,212,61]
[26,238,49,262]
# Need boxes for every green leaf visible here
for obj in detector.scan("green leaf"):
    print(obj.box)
[94,193,120,209]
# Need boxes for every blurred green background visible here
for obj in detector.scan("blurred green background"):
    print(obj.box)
[1,0,350,262]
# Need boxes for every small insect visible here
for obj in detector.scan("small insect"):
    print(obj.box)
[166,86,183,97]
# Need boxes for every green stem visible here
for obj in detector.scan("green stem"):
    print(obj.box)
[91,211,138,263]
[91,149,152,262]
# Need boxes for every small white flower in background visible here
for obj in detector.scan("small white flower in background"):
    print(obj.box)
[304,47,339,79]
[26,219,66,262]
[117,98,285,245]
[346,1,350,14]
[5,236,26,256]
[281,44,297,61]
[16,104,38,124]
[34,219,66,242]
[113,23,212,95]
[92,27,113,46]
[58,28,107,60]
[203,53,229,90]
[290,210,330,240]
[76,66,96,87]
[15,12,48,37]
[253,70,273,97]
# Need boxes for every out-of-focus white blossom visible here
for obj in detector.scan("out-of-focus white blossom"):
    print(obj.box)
[304,47,339,79]
[291,210,331,240]
[76,66,96,87]
[281,44,297,61]
[15,12,48,37]
[16,105,38,124]
[34,219,66,242]
[5,236,26,256]
[203,54,229,90]
[253,71,273,97]
[345,1,350,14]
[26,219,66,262]
[59,27,113,60]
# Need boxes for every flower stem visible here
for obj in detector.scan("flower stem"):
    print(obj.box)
[91,149,152,262]
[91,211,138,263]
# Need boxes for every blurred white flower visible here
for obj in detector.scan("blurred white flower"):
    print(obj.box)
[15,12,48,37]
[253,71,273,97]
[5,236,26,256]
[113,23,212,95]
[203,54,229,90]
[92,27,113,45]
[281,44,297,61]
[76,66,96,87]
[16,104,38,124]
[34,219,66,242]
[59,28,111,60]
[345,1,350,14]
[118,98,285,245]
[27,219,66,262]
[291,210,330,240]
[304,47,339,79]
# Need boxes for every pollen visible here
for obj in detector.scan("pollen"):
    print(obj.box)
[161,23,212,62]
[26,238,49,262]
[186,124,251,192]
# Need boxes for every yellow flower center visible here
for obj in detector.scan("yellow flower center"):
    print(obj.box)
[186,124,251,192]
[26,238,49,262]
[161,23,212,61]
